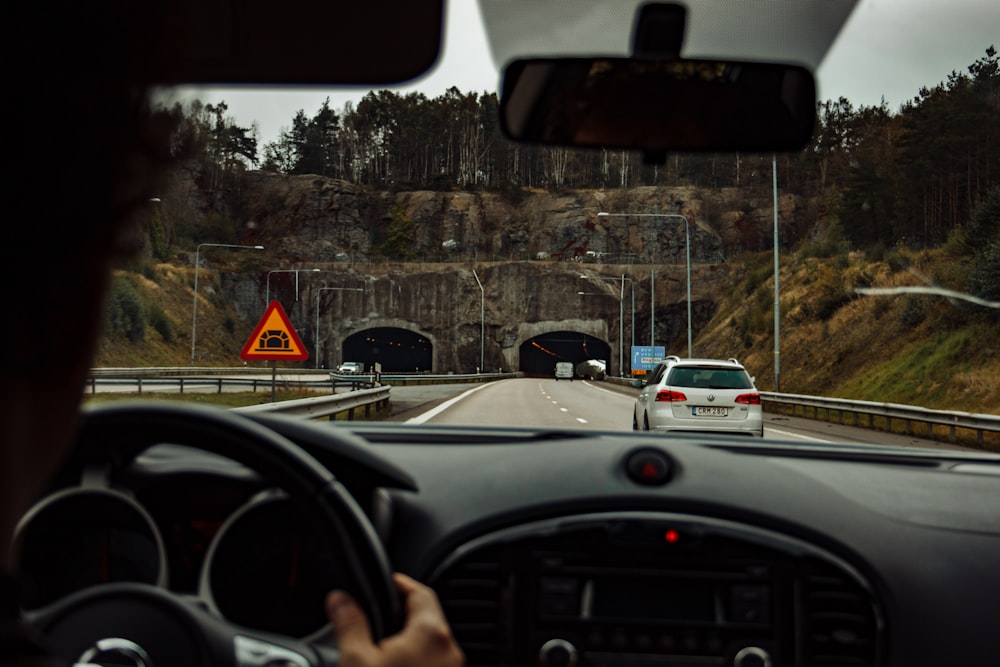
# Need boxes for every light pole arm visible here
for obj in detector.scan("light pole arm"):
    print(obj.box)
[190,242,264,367]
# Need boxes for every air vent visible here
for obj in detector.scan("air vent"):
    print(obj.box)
[432,547,509,667]
[799,558,881,666]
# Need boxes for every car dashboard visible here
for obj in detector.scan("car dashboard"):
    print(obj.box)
[15,411,1000,667]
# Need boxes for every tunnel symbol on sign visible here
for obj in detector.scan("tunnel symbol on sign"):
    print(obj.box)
[257,329,290,350]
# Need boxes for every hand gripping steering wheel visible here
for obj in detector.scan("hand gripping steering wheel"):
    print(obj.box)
[25,401,400,666]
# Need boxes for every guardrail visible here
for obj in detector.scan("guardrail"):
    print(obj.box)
[233,385,391,421]
[86,368,511,421]
[85,375,374,395]
[759,392,1000,448]
[85,369,511,395]
[604,376,999,449]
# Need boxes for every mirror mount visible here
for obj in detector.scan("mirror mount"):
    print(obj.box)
[643,149,668,166]
[632,3,687,59]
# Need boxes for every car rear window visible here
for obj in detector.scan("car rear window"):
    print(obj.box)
[667,367,753,389]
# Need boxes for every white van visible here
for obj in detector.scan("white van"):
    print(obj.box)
[554,361,574,381]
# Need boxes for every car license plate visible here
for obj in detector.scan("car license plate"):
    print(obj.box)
[693,406,728,417]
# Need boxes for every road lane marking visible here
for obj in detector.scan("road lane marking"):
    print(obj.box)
[406,382,494,424]
[576,418,588,424]
[765,427,832,443]
[582,380,637,400]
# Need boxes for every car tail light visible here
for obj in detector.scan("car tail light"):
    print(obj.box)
[735,393,761,405]
[655,390,687,402]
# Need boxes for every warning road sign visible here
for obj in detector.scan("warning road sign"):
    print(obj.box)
[240,300,309,361]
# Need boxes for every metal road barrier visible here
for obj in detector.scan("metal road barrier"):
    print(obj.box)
[85,374,371,395]
[604,376,999,448]
[86,368,512,420]
[234,385,392,421]
[758,392,1000,448]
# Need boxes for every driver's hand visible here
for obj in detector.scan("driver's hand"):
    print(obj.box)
[326,572,466,667]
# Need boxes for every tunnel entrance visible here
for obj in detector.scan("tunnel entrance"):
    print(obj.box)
[519,331,610,377]
[343,327,433,372]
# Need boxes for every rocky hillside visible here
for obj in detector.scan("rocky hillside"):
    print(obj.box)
[95,241,999,416]
[176,173,817,266]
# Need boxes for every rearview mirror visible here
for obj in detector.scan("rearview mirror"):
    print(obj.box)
[500,57,816,153]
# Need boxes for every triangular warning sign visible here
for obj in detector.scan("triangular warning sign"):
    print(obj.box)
[240,300,309,361]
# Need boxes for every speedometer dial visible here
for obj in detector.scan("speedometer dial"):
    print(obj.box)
[201,492,342,638]
[13,488,166,610]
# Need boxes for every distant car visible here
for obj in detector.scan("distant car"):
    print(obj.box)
[336,361,364,374]
[554,361,574,381]
[634,357,763,437]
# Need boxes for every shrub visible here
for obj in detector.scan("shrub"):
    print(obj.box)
[798,237,847,259]
[967,235,1000,303]
[864,242,888,263]
[885,248,910,272]
[106,277,146,342]
[148,303,174,342]
[803,282,851,321]
[140,258,158,281]
[899,296,926,328]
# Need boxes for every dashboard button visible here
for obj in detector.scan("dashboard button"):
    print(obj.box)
[734,646,772,667]
[731,584,770,624]
[625,448,672,485]
[538,639,578,667]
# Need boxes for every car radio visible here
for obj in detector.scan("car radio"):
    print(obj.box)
[524,557,781,667]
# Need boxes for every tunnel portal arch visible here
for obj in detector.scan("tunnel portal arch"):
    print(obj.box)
[343,327,433,373]
[519,330,610,377]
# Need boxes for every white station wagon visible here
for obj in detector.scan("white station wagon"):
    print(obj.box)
[634,357,764,437]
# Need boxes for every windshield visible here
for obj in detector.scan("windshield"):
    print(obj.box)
[93,0,999,451]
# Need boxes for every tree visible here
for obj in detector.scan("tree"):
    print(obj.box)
[379,205,416,260]
[289,99,339,176]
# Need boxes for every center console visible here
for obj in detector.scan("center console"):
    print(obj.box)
[429,512,881,667]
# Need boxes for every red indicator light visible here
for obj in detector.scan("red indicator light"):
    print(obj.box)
[664,529,680,543]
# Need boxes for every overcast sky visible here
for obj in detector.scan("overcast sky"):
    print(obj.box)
[170,0,998,149]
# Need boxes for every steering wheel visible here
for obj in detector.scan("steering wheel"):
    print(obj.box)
[24,401,400,666]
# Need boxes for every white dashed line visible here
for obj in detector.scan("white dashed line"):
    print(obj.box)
[765,427,832,443]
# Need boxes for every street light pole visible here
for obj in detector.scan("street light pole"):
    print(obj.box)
[472,270,484,372]
[314,286,364,369]
[773,154,781,392]
[191,242,264,366]
[266,268,321,304]
[599,211,692,358]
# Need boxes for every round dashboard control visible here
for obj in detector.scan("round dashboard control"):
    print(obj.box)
[733,646,772,667]
[538,638,578,667]
[624,447,672,485]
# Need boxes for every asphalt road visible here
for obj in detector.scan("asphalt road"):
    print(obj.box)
[387,378,976,451]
